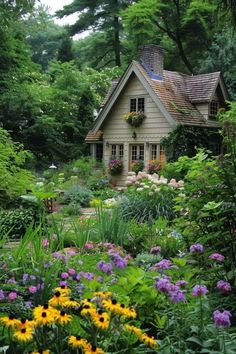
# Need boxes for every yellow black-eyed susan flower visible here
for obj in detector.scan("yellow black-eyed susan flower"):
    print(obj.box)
[118,304,137,319]
[49,291,69,307]
[54,286,71,296]
[91,311,110,330]
[93,291,112,299]
[55,310,72,325]
[68,335,89,349]
[0,315,20,328]
[30,350,50,354]
[102,298,121,314]
[33,305,55,326]
[80,301,96,316]
[123,324,142,337]
[63,297,79,308]
[140,333,158,348]
[84,344,105,354]
[17,318,35,330]
[13,327,34,342]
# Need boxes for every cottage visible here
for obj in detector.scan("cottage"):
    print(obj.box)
[85,45,228,186]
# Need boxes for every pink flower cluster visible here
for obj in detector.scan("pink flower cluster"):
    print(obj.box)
[189,243,204,253]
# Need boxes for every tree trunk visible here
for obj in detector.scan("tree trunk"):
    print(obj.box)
[113,15,121,66]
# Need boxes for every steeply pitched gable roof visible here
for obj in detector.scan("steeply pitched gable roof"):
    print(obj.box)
[88,60,228,137]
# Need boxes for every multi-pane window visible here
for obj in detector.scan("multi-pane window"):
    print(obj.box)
[96,144,103,161]
[209,101,219,118]
[130,97,145,112]
[131,145,144,161]
[111,144,124,160]
[151,144,158,160]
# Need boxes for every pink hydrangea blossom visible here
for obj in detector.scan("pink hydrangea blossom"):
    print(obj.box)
[8,292,17,300]
[189,243,204,253]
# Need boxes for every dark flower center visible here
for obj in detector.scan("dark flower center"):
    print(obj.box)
[42,312,47,318]
[84,305,90,309]
[60,311,66,316]
[21,328,26,333]
[43,304,49,309]
[120,304,125,308]
[55,291,61,297]
[112,299,117,305]
[99,317,104,322]
[21,319,26,324]
[9,315,14,320]
[76,335,81,340]
[98,310,103,315]
[61,285,65,289]
[91,346,97,352]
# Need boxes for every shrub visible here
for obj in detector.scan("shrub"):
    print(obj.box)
[62,185,93,207]
[60,202,81,216]
[0,208,36,239]
[146,159,160,174]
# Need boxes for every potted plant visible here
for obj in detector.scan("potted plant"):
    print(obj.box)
[146,160,161,174]
[131,160,144,174]
[123,111,146,128]
[108,159,123,175]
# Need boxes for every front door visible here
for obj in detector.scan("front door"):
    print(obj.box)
[129,144,144,169]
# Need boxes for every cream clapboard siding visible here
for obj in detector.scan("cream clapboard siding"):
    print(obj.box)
[101,73,172,185]
[195,103,209,119]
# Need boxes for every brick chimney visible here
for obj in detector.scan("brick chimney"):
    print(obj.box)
[139,45,164,80]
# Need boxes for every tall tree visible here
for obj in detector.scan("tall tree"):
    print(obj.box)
[56,0,133,67]
[57,35,74,63]
[122,0,217,74]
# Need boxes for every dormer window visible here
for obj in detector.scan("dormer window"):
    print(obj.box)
[130,97,145,112]
[209,100,219,119]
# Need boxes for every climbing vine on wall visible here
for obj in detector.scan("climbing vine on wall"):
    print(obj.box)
[161,124,222,162]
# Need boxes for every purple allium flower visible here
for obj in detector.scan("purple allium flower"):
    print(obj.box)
[80,272,94,280]
[7,277,16,284]
[8,292,17,300]
[176,280,188,287]
[150,246,161,254]
[97,261,113,274]
[154,259,172,270]
[42,238,49,248]
[192,285,208,297]
[189,243,204,253]
[75,273,81,281]
[208,253,225,262]
[28,286,37,294]
[96,276,103,282]
[22,273,28,283]
[216,280,232,294]
[170,290,186,303]
[0,290,5,300]
[61,272,69,279]
[111,253,127,269]
[213,310,232,328]
[60,281,68,287]
[2,262,7,269]
[68,268,76,276]
[155,278,172,293]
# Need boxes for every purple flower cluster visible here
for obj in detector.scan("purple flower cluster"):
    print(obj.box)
[154,259,172,270]
[150,246,161,254]
[192,285,208,297]
[189,243,204,253]
[154,277,186,303]
[97,261,113,274]
[213,310,232,327]
[208,253,225,262]
[109,252,127,269]
[216,280,232,294]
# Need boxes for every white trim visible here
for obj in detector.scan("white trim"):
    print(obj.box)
[209,74,229,102]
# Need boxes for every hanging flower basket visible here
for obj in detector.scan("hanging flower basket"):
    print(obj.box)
[123,111,146,128]
[108,159,123,175]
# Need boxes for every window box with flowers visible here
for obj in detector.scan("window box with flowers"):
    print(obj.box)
[123,111,146,128]
[146,160,160,174]
[108,159,123,175]
[131,160,144,174]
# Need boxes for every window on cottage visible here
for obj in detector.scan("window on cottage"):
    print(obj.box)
[130,97,145,112]
[209,101,219,118]
[111,144,124,160]
[151,144,158,160]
